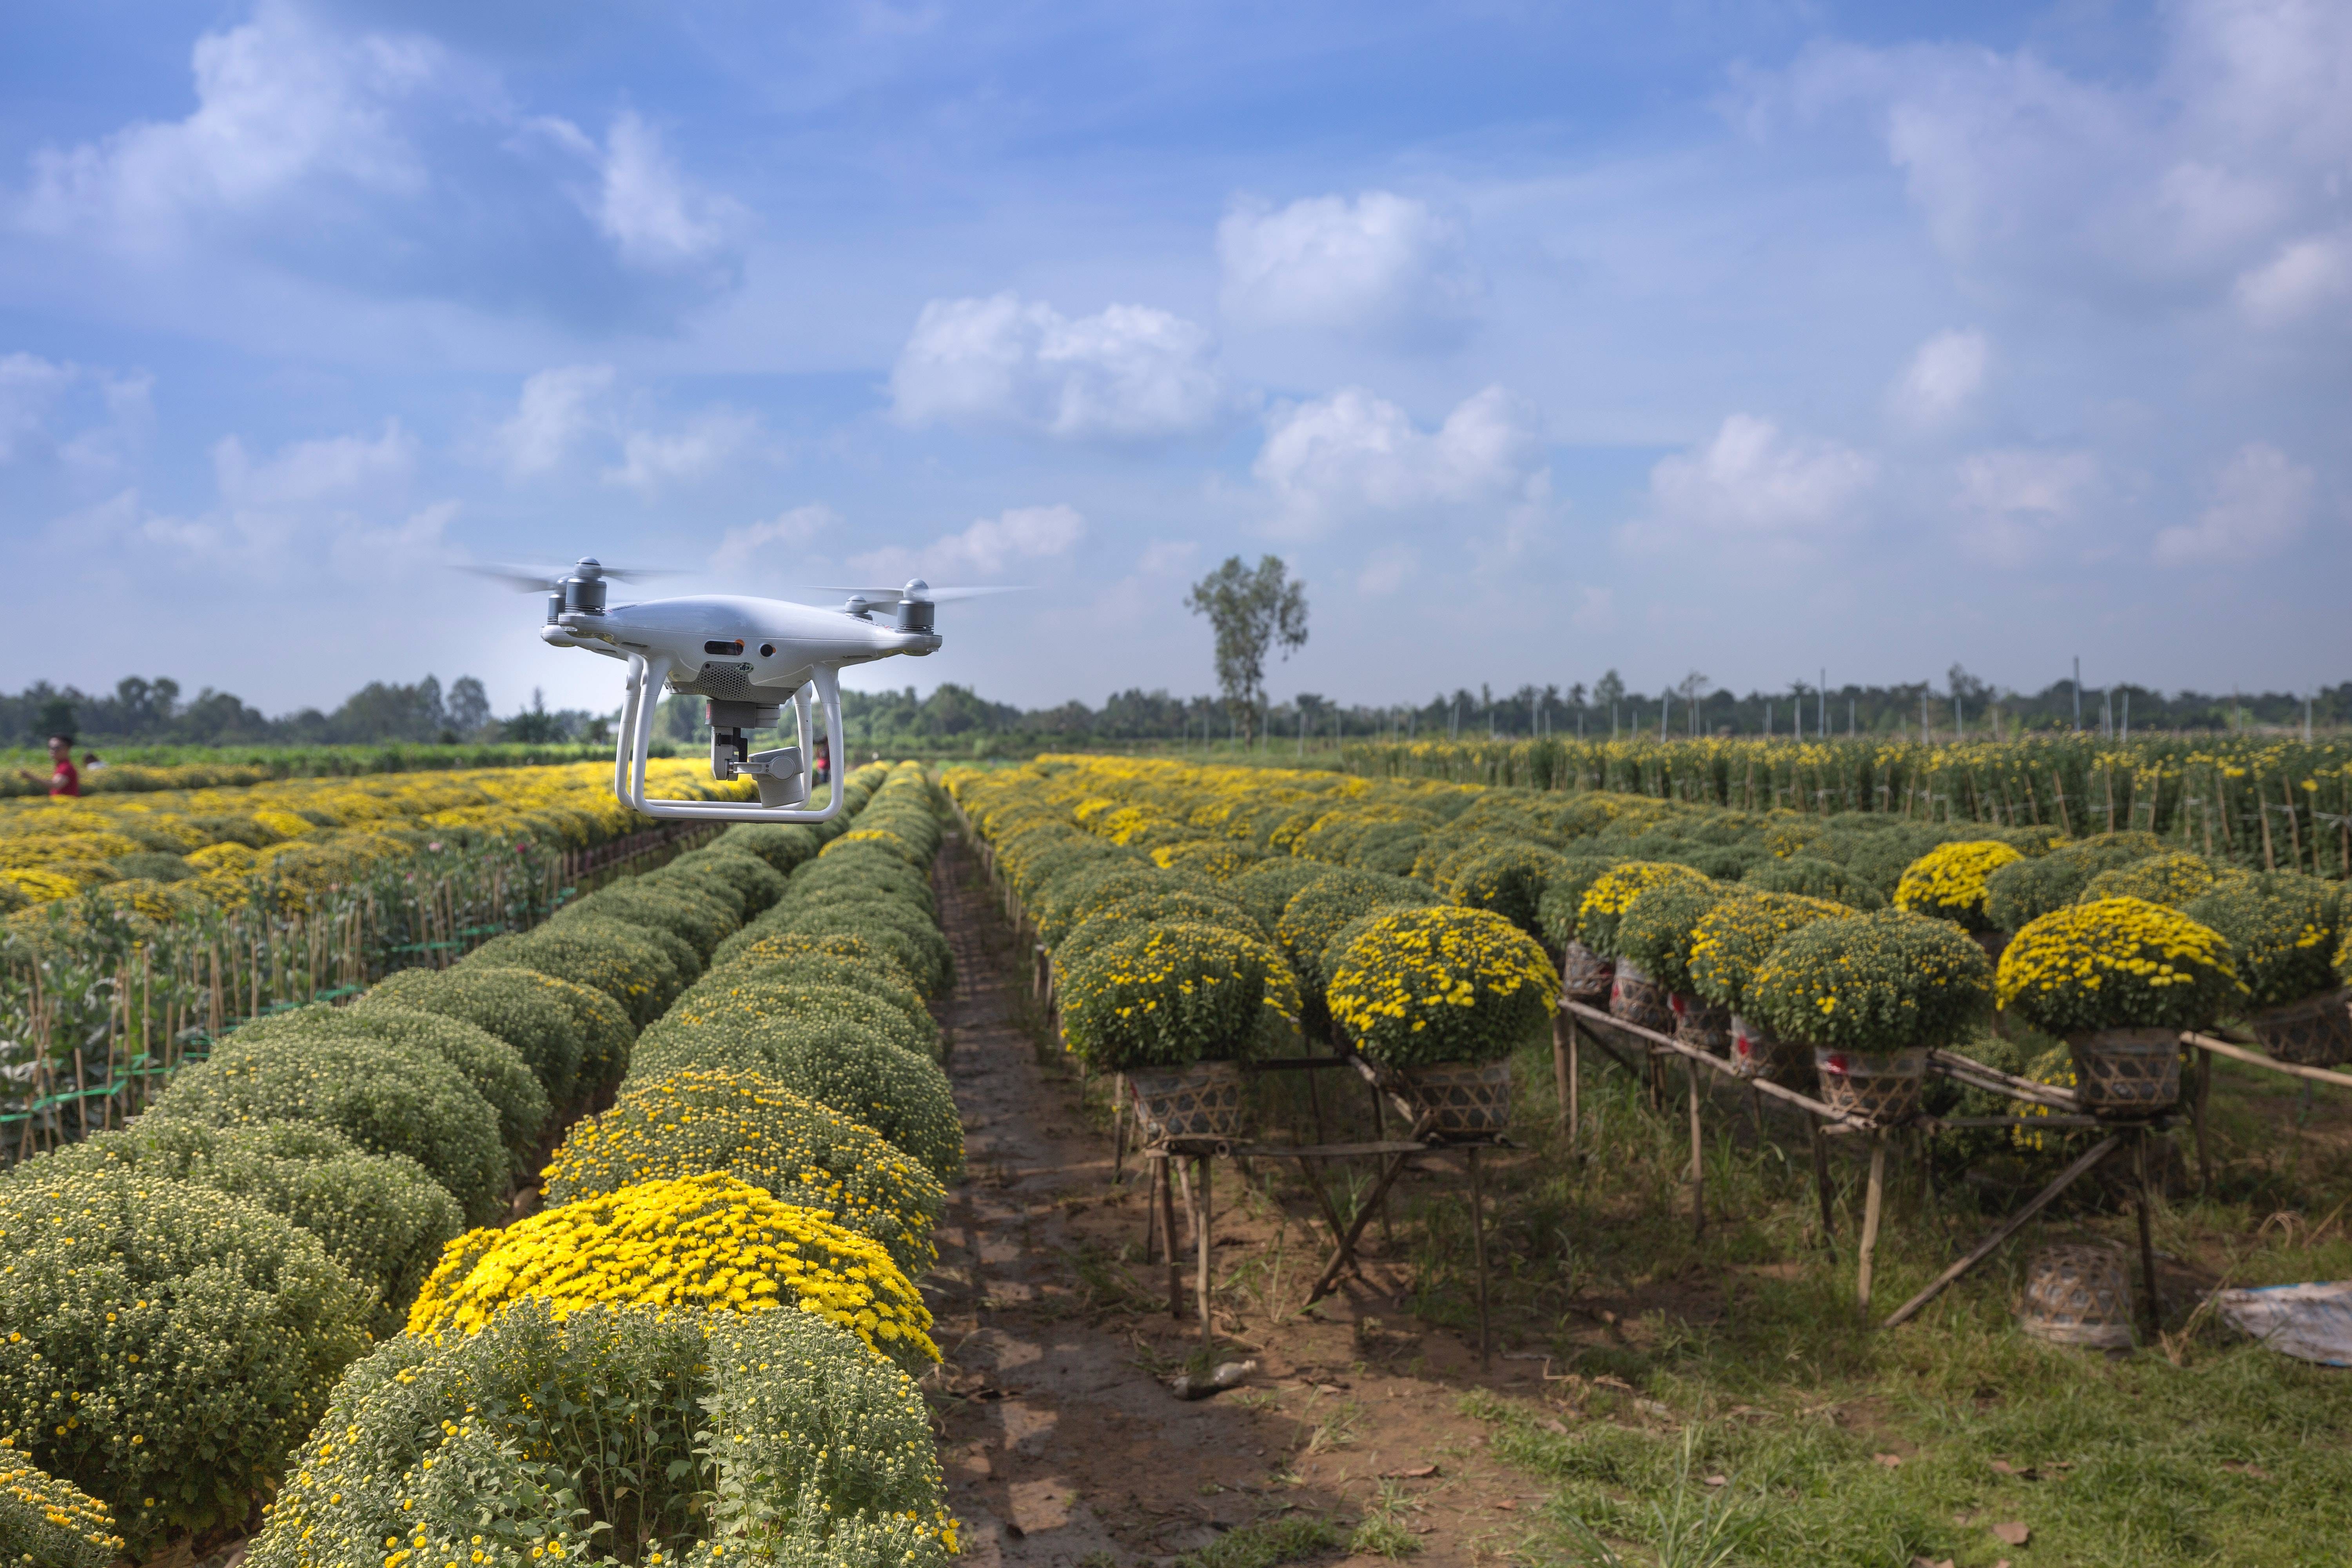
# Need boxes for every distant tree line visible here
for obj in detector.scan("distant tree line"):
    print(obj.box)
[2,675,612,749]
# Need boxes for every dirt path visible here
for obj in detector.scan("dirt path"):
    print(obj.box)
[926,833,1562,1568]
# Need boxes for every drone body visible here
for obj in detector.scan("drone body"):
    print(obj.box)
[517,558,962,825]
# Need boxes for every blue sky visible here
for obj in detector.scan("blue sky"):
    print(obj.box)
[1,0,2346,717]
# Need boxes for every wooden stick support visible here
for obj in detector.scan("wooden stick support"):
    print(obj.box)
[1880,1134,2123,1328]
[1194,1156,1214,1345]
[2134,1127,2162,1341]
[1162,1155,1184,1318]
[1687,1055,1706,1238]
[1551,1013,1572,1140]
[1810,1118,1836,1252]
[1468,1147,1491,1369]
[1856,1135,1887,1312]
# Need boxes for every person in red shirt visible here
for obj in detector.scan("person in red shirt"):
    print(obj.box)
[18,734,80,798]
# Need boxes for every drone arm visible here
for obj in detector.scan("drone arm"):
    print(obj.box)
[611,655,849,826]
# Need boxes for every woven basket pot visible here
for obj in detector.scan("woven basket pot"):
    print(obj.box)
[1127,1060,1247,1142]
[2066,1028,2182,1114]
[1561,941,1616,1006]
[2249,989,2352,1068]
[1608,959,1675,1036]
[1398,1059,1513,1137]
[1671,994,1733,1057]
[1729,1014,1809,1085]
[1813,1045,1928,1124]
[2019,1244,2135,1350]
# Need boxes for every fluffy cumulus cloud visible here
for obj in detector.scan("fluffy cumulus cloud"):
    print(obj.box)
[214,419,415,508]
[1768,0,2352,329]
[495,365,616,478]
[604,408,763,494]
[889,294,1224,441]
[0,352,151,468]
[529,110,745,276]
[1639,414,1876,545]
[846,504,1087,584]
[1218,190,1479,345]
[2154,442,2316,564]
[1253,384,1549,536]
[483,366,764,493]
[711,504,840,576]
[1954,447,2100,566]
[1890,328,1989,430]
[15,0,445,249]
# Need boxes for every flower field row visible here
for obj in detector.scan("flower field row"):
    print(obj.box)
[949,755,2350,1134]
[0,744,622,802]
[2,762,758,1165]
[0,760,972,1568]
[1316,733,2352,876]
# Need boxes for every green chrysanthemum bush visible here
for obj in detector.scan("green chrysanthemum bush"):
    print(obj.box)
[1614,880,1733,997]
[1748,908,1994,1054]
[666,844,789,913]
[149,1030,509,1224]
[715,820,825,877]
[1059,921,1301,1073]
[1328,906,1560,1069]
[1742,854,1885,910]
[249,1299,956,1568]
[1150,837,1263,882]
[408,1172,936,1375]
[1534,855,1624,950]
[7,1120,461,1336]
[360,965,588,1109]
[1056,887,1269,978]
[787,850,936,917]
[1037,863,1195,949]
[1447,842,1570,940]
[704,931,924,1008]
[1686,892,1856,1016]
[2083,849,2239,909]
[2182,874,2340,1012]
[0,1170,376,1550]
[737,903,954,998]
[661,975,940,1062]
[1892,840,2024,933]
[541,1069,946,1279]
[0,1443,123,1568]
[1993,896,2241,1036]
[553,880,737,962]
[628,1018,965,1183]
[238,1003,550,1169]
[463,917,690,1026]
[1230,858,1340,936]
[1274,872,1439,994]
[1984,831,2165,931]
[1576,861,1713,959]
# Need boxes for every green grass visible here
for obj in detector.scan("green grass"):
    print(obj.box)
[1397,1042,2352,1567]
[1172,1513,1346,1568]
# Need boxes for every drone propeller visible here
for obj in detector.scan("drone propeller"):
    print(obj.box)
[457,559,686,593]
[803,583,1029,606]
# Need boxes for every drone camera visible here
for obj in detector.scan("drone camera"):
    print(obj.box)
[704,638,745,655]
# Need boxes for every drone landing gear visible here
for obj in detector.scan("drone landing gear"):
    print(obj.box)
[614,657,846,825]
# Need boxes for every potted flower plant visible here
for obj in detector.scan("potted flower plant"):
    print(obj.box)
[1749,908,1995,1123]
[1328,906,1559,1135]
[1059,920,1300,1139]
[1616,879,1732,1053]
[2185,873,2346,1066]
[1686,891,1856,1083]
[1579,862,1713,1035]
[1536,854,1624,1005]
[1894,840,2024,963]
[1995,897,2240,1111]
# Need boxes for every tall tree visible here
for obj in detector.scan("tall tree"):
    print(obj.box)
[1185,555,1307,742]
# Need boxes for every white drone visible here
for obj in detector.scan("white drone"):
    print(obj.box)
[474,559,1008,824]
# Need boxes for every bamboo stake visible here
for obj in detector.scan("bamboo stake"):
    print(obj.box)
[1855,1135,1886,1312]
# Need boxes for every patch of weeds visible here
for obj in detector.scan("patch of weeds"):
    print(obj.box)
[1174,1514,1345,1568]
[1348,1483,1422,1559]
[1553,1427,1759,1568]
[1298,1395,1364,1455]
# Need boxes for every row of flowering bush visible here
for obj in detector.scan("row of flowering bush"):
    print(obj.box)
[1,759,973,1567]
[950,757,2349,1091]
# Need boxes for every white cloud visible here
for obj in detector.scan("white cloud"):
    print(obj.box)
[1768,0,2352,314]
[2234,231,2352,327]
[584,111,743,272]
[1890,328,1989,429]
[0,352,152,468]
[2154,441,2315,564]
[889,294,1224,440]
[496,365,616,477]
[16,0,443,248]
[1639,414,1877,543]
[1253,384,1549,536]
[1355,544,1417,597]
[1955,448,2100,566]
[711,505,839,576]
[214,419,414,507]
[1137,539,1198,575]
[1218,191,1479,343]
[603,408,762,494]
[846,504,1087,583]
